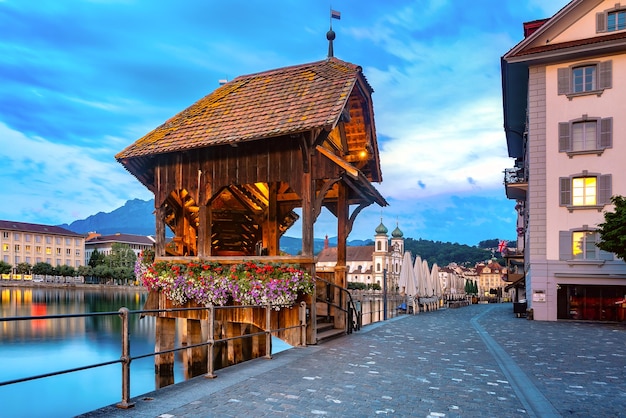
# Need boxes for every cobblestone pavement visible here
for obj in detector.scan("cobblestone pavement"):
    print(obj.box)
[80,304,626,418]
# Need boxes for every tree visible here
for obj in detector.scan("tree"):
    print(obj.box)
[15,262,32,274]
[0,261,11,274]
[597,195,626,261]
[57,265,76,277]
[32,262,54,275]
[88,248,106,268]
[108,243,137,269]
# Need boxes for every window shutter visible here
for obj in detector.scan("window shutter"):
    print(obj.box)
[597,12,606,32]
[599,248,614,261]
[557,68,570,95]
[598,174,612,204]
[599,117,612,148]
[558,122,571,152]
[560,177,571,206]
[599,60,612,89]
[559,231,571,260]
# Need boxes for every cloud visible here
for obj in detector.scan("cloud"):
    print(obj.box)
[0,122,152,225]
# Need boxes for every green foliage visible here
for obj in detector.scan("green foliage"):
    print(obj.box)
[597,195,626,261]
[15,262,32,274]
[77,265,93,277]
[56,265,76,277]
[404,238,492,266]
[0,260,11,274]
[347,282,382,290]
[32,262,54,275]
[109,243,137,268]
[88,248,106,267]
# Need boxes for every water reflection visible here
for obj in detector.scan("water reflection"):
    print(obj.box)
[0,286,182,418]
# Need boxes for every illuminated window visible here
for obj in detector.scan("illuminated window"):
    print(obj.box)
[572,177,596,206]
[560,229,613,261]
[560,174,611,208]
[25,245,31,252]
[2,244,8,252]
[572,231,598,260]
[46,247,52,255]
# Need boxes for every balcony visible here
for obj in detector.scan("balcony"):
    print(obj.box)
[504,167,527,200]
[502,250,524,283]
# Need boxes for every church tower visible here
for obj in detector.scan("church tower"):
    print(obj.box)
[372,219,388,287]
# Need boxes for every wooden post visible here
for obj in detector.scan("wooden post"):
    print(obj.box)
[335,182,348,330]
[186,319,207,377]
[155,206,166,257]
[155,317,176,377]
[301,171,313,257]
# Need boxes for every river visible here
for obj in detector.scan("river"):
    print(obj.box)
[0,285,289,417]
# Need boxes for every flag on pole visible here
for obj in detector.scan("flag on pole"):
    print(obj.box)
[497,240,508,254]
[331,9,341,20]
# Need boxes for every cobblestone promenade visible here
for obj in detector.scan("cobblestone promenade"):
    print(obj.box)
[82,303,626,417]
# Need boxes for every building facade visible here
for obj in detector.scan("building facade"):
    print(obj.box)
[502,0,626,321]
[316,221,404,290]
[0,220,85,269]
[85,233,155,265]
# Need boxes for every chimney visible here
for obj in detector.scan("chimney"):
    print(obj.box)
[523,19,549,38]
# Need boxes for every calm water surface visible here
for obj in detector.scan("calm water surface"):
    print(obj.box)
[0,286,184,417]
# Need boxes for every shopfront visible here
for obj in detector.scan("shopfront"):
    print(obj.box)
[557,284,626,322]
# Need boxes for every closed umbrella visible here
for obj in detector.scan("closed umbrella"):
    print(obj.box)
[414,256,427,297]
[398,251,418,297]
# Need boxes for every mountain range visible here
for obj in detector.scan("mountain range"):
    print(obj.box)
[58,198,373,255]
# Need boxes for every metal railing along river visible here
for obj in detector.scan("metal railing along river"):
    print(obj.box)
[0,302,307,410]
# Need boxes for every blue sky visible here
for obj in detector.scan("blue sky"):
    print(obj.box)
[0,0,564,245]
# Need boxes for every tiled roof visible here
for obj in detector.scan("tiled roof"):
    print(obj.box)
[317,245,374,263]
[0,220,83,237]
[85,233,156,245]
[117,58,368,159]
[512,31,626,57]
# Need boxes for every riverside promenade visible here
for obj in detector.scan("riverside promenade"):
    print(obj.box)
[81,303,626,418]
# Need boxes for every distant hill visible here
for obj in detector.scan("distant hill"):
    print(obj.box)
[59,198,373,255]
[58,198,156,236]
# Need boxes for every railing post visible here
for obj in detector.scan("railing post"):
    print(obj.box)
[205,305,217,379]
[265,305,272,359]
[116,307,134,409]
[299,301,307,347]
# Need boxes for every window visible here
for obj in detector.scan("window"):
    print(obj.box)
[25,245,31,252]
[25,234,31,242]
[2,244,8,252]
[559,116,612,155]
[65,238,71,245]
[2,232,8,239]
[56,248,62,255]
[36,246,42,254]
[560,173,611,209]
[558,61,612,97]
[560,229,613,261]
[35,235,42,243]
[46,247,52,255]
[572,65,596,93]
[597,7,626,32]
[14,233,20,240]
[66,249,71,255]
[14,244,20,252]
[55,238,61,245]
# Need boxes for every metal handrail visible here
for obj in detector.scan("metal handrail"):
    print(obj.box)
[0,302,307,409]
[314,276,362,334]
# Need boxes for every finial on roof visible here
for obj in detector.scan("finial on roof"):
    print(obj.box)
[327,8,341,58]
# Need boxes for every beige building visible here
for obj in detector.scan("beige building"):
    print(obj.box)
[0,220,85,269]
[476,260,507,298]
[316,221,404,290]
[502,0,626,321]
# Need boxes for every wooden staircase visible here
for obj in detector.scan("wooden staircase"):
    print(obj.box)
[316,316,346,343]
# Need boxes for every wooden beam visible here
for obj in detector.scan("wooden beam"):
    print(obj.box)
[315,145,359,179]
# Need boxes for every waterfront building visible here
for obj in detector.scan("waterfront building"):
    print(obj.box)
[502,0,626,321]
[475,260,508,299]
[0,220,85,269]
[316,221,404,290]
[84,232,155,265]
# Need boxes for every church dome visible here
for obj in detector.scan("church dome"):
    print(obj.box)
[375,220,388,234]
[392,224,403,238]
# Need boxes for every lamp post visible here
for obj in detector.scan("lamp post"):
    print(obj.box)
[383,268,387,320]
